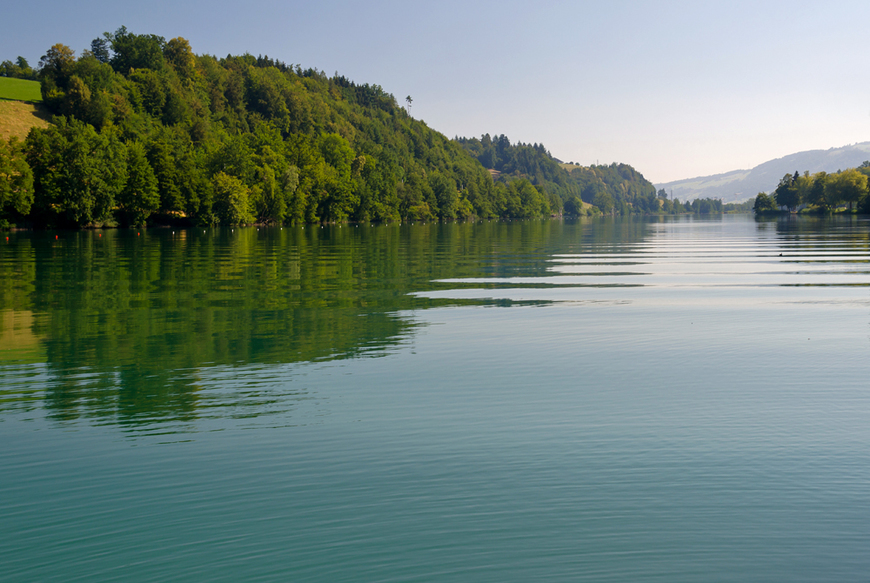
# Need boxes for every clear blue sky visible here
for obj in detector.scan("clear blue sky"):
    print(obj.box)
[3,0,869,183]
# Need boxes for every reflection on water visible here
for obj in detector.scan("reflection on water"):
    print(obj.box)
[420,215,870,305]
[3,215,870,582]
[0,310,43,360]
[2,215,869,431]
[3,220,637,428]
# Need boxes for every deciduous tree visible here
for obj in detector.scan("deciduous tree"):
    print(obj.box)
[0,138,34,224]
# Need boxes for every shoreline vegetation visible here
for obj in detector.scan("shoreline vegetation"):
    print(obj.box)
[752,168,870,216]
[0,27,837,231]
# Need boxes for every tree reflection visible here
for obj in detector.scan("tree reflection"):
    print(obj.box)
[0,219,649,426]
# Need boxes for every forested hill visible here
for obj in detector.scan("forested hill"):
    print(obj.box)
[456,134,661,215]
[2,27,557,228]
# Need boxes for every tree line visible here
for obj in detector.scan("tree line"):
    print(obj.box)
[0,56,37,80]
[753,166,870,214]
[2,26,754,229]
[455,134,726,216]
[1,27,559,228]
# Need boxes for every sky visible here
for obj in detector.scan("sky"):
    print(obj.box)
[3,0,870,184]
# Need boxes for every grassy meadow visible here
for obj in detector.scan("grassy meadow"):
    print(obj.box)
[0,78,50,142]
[0,77,42,102]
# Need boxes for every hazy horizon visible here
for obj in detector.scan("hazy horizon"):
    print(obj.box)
[3,0,869,183]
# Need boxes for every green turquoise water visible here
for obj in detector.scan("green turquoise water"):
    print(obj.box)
[2,215,869,581]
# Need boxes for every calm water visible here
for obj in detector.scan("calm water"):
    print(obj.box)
[2,215,869,582]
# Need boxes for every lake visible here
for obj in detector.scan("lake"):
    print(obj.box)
[2,214,869,582]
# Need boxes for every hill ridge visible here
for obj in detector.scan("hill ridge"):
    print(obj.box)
[656,142,870,203]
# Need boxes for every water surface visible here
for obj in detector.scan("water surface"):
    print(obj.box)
[2,215,869,581]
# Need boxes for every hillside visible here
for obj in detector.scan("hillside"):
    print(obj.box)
[3,28,564,227]
[3,27,707,228]
[456,134,660,215]
[656,142,870,203]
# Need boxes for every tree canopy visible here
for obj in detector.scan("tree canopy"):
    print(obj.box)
[2,28,556,227]
[456,134,680,216]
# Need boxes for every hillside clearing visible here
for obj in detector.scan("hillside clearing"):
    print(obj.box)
[0,100,52,142]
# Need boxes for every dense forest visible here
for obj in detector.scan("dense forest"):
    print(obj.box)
[2,27,736,229]
[752,165,870,214]
[456,134,689,216]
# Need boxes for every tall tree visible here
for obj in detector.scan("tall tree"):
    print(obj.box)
[108,26,166,73]
[90,37,111,64]
[38,43,76,85]
[807,172,832,211]
[774,172,800,212]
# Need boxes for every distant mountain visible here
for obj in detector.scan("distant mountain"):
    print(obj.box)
[656,142,870,203]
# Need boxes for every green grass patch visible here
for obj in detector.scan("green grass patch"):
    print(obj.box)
[0,77,42,103]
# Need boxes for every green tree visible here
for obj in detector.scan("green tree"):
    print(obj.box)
[64,75,92,117]
[0,138,34,225]
[118,141,159,225]
[793,171,814,208]
[807,172,832,211]
[25,118,127,227]
[429,171,457,219]
[563,195,584,216]
[129,68,166,116]
[774,172,800,212]
[212,171,253,224]
[829,168,868,213]
[90,37,111,64]
[317,133,356,221]
[38,43,76,86]
[108,26,166,73]
[753,192,777,213]
[593,190,614,215]
[164,37,196,79]
[0,57,35,79]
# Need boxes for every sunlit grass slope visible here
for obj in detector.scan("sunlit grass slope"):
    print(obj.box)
[0,100,51,142]
[0,78,50,141]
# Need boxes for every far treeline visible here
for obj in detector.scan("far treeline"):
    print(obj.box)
[0,56,37,80]
[753,166,870,215]
[455,135,735,216]
[3,27,731,228]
